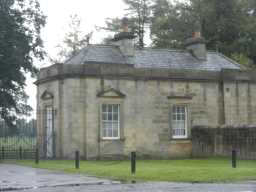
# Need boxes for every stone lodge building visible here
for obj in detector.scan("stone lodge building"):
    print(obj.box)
[36,21,256,159]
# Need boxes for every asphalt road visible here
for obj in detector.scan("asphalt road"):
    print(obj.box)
[11,182,256,192]
[1,164,256,192]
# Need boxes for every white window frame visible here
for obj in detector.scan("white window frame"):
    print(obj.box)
[101,104,120,140]
[171,105,188,139]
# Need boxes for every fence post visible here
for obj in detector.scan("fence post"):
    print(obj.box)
[35,148,39,164]
[2,147,4,160]
[232,149,237,168]
[19,147,22,160]
[131,151,136,175]
[75,150,79,169]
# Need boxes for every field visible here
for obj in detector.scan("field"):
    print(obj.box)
[0,137,36,150]
[13,158,256,183]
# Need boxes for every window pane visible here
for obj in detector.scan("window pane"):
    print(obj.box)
[113,113,118,121]
[102,104,120,138]
[107,113,111,120]
[108,105,112,113]
[113,105,118,113]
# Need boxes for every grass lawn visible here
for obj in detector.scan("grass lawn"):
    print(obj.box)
[0,137,36,150]
[10,158,256,183]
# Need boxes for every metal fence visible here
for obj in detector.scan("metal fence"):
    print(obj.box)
[0,108,57,160]
[0,116,37,159]
[192,126,256,159]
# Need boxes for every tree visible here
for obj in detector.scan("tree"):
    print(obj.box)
[124,0,152,48]
[0,0,46,126]
[55,14,92,62]
[151,0,256,66]
[238,0,256,65]
[101,0,152,48]
[151,0,195,48]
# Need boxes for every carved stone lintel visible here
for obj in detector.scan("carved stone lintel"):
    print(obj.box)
[167,93,195,100]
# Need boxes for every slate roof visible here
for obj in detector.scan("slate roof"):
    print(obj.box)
[65,45,241,71]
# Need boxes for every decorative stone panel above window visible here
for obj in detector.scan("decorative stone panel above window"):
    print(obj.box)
[41,90,54,100]
[97,88,126,98]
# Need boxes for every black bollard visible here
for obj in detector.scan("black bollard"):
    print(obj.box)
[2,147,4,160]
[232,149,236,168]
[75,151,80,169]
[35,148,39,164]
[19,147,22,160]
[131,151,136,175]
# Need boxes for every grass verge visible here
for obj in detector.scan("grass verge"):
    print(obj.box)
[9,158,256,183]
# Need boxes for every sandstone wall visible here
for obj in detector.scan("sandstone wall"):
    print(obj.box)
[37,65,256,159]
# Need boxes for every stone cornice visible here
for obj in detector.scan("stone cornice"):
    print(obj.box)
[35,63,256,85]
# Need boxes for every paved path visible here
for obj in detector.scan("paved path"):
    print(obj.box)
[1,164,256,192]
[0,164,113,191]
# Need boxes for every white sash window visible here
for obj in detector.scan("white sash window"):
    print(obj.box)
[102,104,120,139]
[171,105,188,139]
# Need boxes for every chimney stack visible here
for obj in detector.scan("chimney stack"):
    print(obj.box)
[111,17,136,57]
[122,17,129,32]
[185,27,207,60]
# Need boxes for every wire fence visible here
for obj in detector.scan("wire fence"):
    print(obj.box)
[0,113,37,159]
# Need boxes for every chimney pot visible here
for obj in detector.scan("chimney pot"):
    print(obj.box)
[193,31,201,39]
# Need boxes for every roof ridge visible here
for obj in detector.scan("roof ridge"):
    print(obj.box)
[137,47,186,52]
[137,48,227,54]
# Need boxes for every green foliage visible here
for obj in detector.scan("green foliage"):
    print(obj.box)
[151,0,194,48]
[103,17,123,32]
[124,0,152,47]
[17,158,256,182]
[0,0,45,126]
[231,53,254,68]
[150,0,256,65]
[102,0,153,48]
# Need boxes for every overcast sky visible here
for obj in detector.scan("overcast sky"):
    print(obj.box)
[26,0,127,112]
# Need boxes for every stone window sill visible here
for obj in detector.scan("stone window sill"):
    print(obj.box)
[170,139,191,144]
[99,137,125,142]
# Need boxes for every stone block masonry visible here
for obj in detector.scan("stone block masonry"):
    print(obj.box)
[36,64,256,159]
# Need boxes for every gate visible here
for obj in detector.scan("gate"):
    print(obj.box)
[0,109,56,160]
[0,118,37,159]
